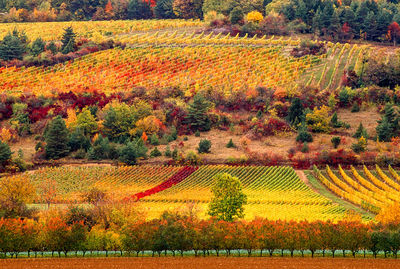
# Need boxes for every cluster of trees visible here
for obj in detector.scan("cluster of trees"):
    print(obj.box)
[1,214,400,258]
[0,0,204,21]
[280,0,400,42]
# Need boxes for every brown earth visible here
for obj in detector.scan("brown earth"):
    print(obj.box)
[1,257,400,269]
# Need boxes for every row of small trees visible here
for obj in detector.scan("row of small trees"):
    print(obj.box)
[0,215,399,258]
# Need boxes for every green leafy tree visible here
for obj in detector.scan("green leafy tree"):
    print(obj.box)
[44,116,70,160]
[154,0,176,19]
[61,26,76,54]
[208,173,247,222]
[76,108,98,136]
[186,93,212,132]
[68,128,91,152]
[127,0,153,19]
[119,138,147,165]
[0,30,27,61]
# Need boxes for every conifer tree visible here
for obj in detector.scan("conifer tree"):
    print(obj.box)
[154,0,176,19]
[0,31,26,61]
[44,116,70,159]
[61,27,76,54]
[127,0,153,19]
[186,93,212,132]
[353,123,368,139]
[0,140,11,165]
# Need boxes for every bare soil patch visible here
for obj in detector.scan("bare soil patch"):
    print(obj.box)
[1,257,399,269]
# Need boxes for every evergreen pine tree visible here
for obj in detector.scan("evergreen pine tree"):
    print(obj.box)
[287,98,304,126]
[186,93,212,132]
[0,32,26,61]
[30,37,45,56]
[377,117,394,142]
[44,116,70,159]
[353,123,368,139]
[0,140,12,165]
[154,0,176,19]
[61,27,76,54]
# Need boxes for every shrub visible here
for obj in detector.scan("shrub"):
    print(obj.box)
[150,147,162,158]
[165,146,171,157]
[351,136,367,153]
[195,130,200,137]
[353,123,368,139]
[296,129,313,143]
[331,137,341,149]
[150,133,160,146]
[306,105,331,133]
[351,102,360,113]
[226,138,236,148]
[301,142,309,153]
[185,150,202,165]
[197,139,211,153]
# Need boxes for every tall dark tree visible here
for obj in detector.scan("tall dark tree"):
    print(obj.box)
[61,26,76,54]
[185,93,212,132]
[0,140,11,166]
[44,116,70,159]
[127,0,153,19]
[154,0,176,19]
[287,98,304,127]
[0,31,27,61]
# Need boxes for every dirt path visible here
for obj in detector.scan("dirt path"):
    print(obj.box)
[296,170,313,188]
[1,257,400,269]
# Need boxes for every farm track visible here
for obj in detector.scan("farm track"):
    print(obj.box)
[1,257,400,269]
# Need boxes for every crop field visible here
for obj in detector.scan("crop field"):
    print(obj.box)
[9,165,373,221]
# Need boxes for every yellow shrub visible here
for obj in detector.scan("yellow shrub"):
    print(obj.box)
[0,128,13,143]
[246,11,263,23]
[306,105,331,133]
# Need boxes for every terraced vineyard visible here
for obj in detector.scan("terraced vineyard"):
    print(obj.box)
[312,165,400,214]
[14,165,365,221]
[0,39,320,97]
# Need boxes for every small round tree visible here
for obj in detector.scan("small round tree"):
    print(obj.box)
[208,173,247,222]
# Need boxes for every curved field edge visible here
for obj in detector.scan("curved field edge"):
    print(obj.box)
[304,171,374,221]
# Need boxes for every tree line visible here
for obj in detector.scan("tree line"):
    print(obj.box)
[1,214,400,258]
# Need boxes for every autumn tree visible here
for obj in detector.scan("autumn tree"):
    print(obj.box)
[76,108,98,136]
[208,173,247,222]
[388,22,400,46]
[0,175,36,218]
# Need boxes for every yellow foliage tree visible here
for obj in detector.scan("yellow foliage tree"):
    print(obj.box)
[65,108,77,131]
[134,115,165,136]
[376,202,400,228]
[246,11,263,23]
[0,128,13,143]
[306,105,331,133]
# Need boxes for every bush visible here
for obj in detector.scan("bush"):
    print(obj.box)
[165,146,171,157]
[300,142,309,153]
[246,11,263,23]
[150,133,160,146]
[296,129,313,143]
[195,130,200,137]
[197,139,211,153]
[351,102,360,113]
[331,137,341,149]
[226,138,236,148]
[150,147,162,158]
[351,137,367,153]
